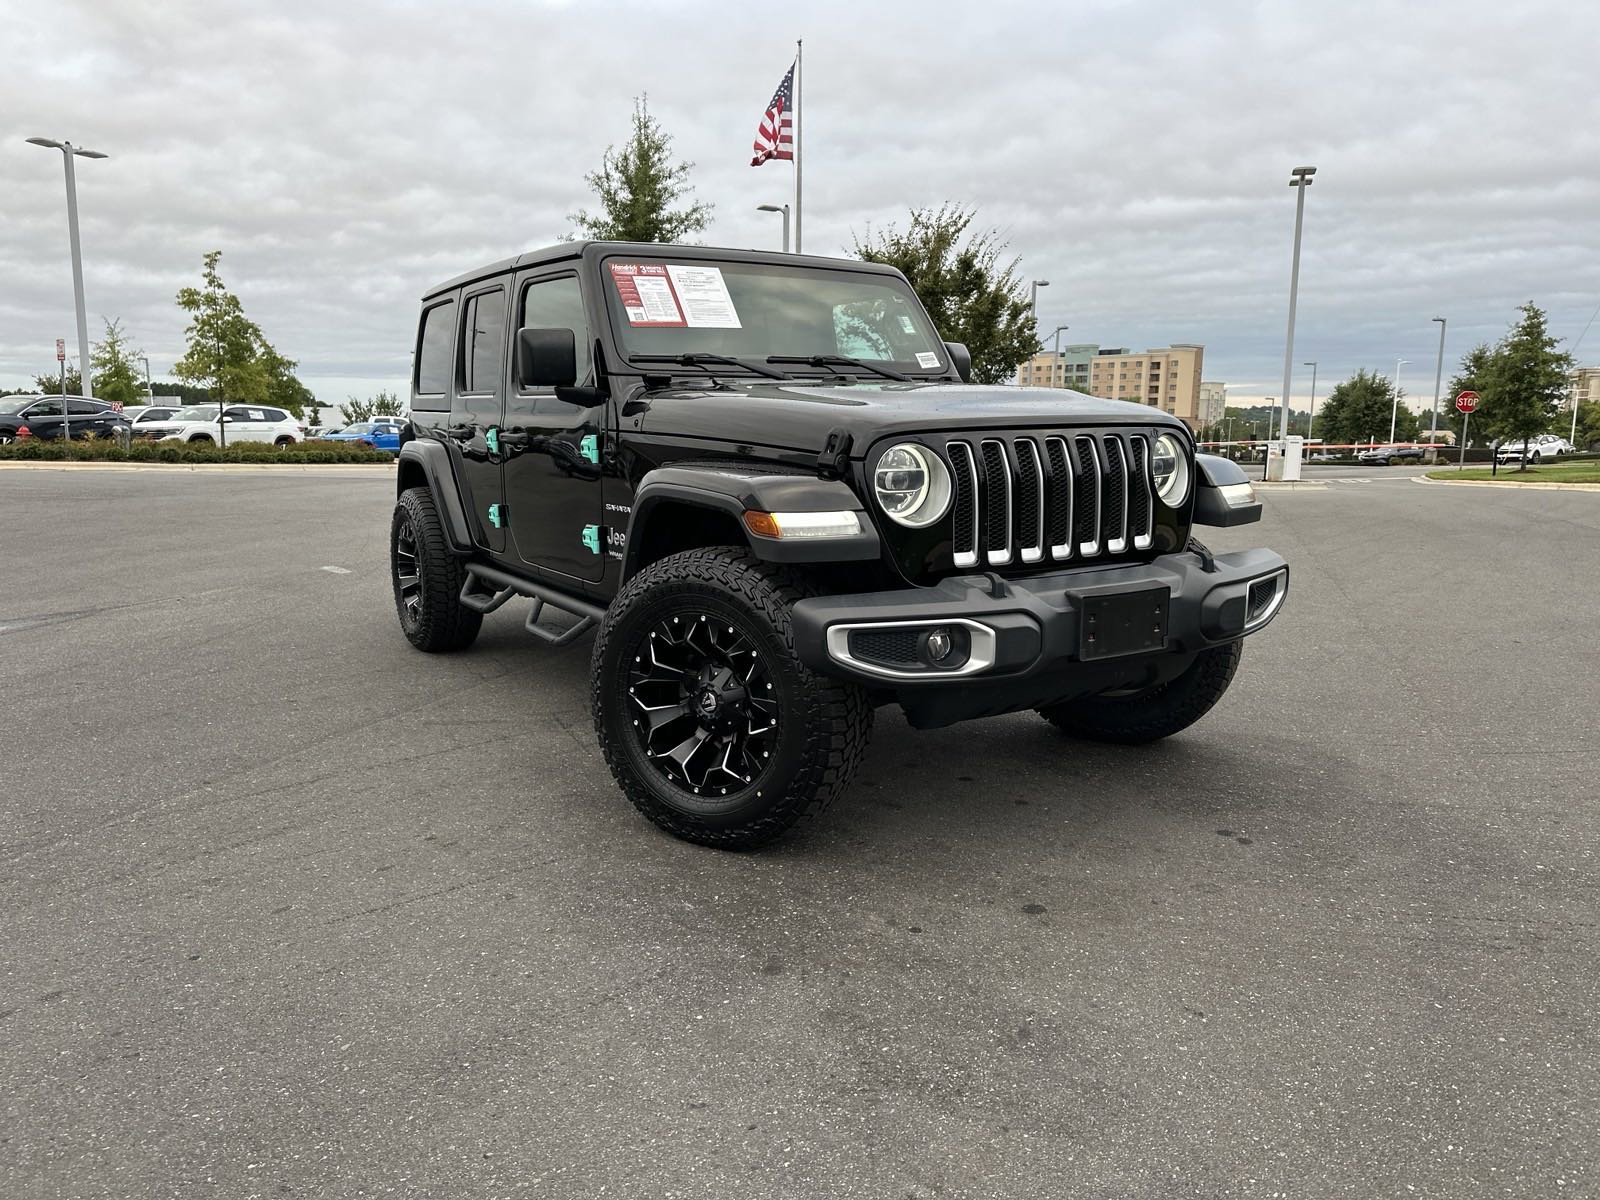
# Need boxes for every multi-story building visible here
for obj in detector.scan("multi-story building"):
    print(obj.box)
[1015,342,1208,427]
[1570,367,1600,408]
[1016,344,1099,391]
[1198,381,1227,428]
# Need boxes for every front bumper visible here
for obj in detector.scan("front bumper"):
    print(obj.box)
[791,547,1287,727]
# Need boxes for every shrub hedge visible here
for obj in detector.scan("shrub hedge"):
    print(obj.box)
[0,437,392,465]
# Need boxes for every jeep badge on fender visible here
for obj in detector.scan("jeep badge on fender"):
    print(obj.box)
[389,241,1287,849]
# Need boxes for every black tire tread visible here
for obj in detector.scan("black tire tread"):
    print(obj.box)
[592,546,872,849]
[1037,640,1243,745]
[393,487,482,653]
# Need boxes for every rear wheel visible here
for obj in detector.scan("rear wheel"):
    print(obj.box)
[593,547,872,849]
[1037,641,1243,745]
[391,487,481,652]
[274,435,294,447]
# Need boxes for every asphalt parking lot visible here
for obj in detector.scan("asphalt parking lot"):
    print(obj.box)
[2,465,1596,1199]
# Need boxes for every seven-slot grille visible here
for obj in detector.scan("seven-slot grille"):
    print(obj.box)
[945,431,1159,569]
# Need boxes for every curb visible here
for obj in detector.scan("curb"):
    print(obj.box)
[1415,474,1600,492]
[1254,481,1329,490]
[0,461,395,475]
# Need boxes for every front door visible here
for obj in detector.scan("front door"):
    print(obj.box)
[451,283,509,553]
[503,271,607,582]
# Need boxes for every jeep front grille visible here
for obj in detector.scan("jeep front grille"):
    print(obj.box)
[946,431,1158,568]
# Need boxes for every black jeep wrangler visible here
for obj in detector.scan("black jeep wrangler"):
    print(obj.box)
[391,242,1286,848]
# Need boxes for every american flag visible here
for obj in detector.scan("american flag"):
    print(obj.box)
[751,61,795,166]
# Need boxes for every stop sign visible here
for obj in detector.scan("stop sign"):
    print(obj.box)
[1456,390,1479,413]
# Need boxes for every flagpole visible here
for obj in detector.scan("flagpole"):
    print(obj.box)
[794,39,803,253]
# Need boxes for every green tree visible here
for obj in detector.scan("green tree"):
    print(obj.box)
[339,388,404,424]
[570,97,712,243]
[89,318,146,407]
[147,380,213,403]
[173,251,312,418]
[1315,368,1418,446]
[1477,303,1574,469]
[1573,399,1600,451]
[852,204,1038,385]
[34,367,83,395]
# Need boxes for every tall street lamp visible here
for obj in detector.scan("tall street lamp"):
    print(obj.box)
[1276,166,1316,446]
[1428,317,1447,442]
[1303,362,1318,442]
[139,355,153,401]
[1390,357,1410,444]
[27,137,107,398]
[756,203,790,253]
[1030,280,1050,324]
[1048,324,1069,387]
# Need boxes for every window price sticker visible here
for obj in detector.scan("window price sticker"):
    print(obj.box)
[608,262,742,328]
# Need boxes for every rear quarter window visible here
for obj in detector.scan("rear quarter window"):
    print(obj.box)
[415,299,455,406]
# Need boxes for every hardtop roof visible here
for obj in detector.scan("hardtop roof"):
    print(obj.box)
[421,241,902,302]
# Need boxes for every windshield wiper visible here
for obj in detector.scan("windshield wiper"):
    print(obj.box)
[633,353,789,380]
[766,354,911,382]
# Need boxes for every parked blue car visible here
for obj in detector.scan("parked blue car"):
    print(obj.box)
[320,421,401,453]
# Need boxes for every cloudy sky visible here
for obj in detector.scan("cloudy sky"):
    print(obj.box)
[3,0,1598,415]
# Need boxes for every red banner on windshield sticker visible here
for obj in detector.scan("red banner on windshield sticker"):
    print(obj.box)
[608,263,686,327]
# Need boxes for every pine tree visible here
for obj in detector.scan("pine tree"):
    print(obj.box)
[1478,303,1574,470]
[570,97,712,243]
[90,318,146,407]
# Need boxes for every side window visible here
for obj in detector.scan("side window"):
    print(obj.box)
[460,289,507,394]
[28,399,64,417]
[67,399,103,416]
[246,409,268,422]
[224,407,251,422]
[262,408,287,422]
[416,300,455,397]
[519,276,592,388]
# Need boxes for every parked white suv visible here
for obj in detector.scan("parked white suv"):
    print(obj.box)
[1496,434,1573,463]
[139,404,302,445]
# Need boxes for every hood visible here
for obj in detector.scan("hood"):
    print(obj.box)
[633,380,1188,454]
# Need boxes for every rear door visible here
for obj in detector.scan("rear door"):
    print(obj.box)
[451,282,510,553]
[503,269,607,582]
[24,398,66,438]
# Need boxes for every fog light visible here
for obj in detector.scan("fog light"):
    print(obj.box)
[918,625,970,669]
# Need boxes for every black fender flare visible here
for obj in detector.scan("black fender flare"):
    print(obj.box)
[622,466,880,581]
[396,439,475,553]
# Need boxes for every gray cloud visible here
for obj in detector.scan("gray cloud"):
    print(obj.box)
[2,0,1597,412]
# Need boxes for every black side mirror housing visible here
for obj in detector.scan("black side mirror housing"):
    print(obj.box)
[516,328,577,389]
[943,341,973,383]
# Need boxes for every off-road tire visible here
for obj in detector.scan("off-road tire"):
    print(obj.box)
[592,547,872,850]
[1037,640,1243,745]
[391,487,481,653]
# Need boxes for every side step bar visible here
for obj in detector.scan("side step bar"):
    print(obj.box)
[459,563,607,647]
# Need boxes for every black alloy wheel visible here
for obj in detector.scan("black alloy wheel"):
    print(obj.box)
[393,512,423,627]
[626,610,781,797]
[592,547,872,849]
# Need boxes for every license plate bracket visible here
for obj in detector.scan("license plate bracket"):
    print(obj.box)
[1079,586,1170,660]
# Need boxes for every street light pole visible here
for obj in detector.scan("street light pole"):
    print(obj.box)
[1050,324,1069,387]
[140,355,153,400]
[1277,166,1316,447]
[1428,317,1447,442]
[27,137,108,399]
[1303,361,1318,441]
[1390,357,1409,444]
[756,204,790,253]
[1030,280,1050,325]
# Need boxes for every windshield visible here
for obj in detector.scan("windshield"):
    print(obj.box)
[340,422,375,434]
[172,406,218,422]
[602,258,949,375]
[0,396,41,415]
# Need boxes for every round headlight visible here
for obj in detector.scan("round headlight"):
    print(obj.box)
[1151,433,1190,505]
[874,443,951,528]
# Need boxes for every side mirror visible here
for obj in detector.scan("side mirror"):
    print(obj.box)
[944,341,972,383]
[220,415,233,423]
[517,327,577,389]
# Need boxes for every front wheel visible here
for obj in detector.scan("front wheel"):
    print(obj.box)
[1037,641,1243,745]
[1530,451,1542,463]
[593,547,872,850]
